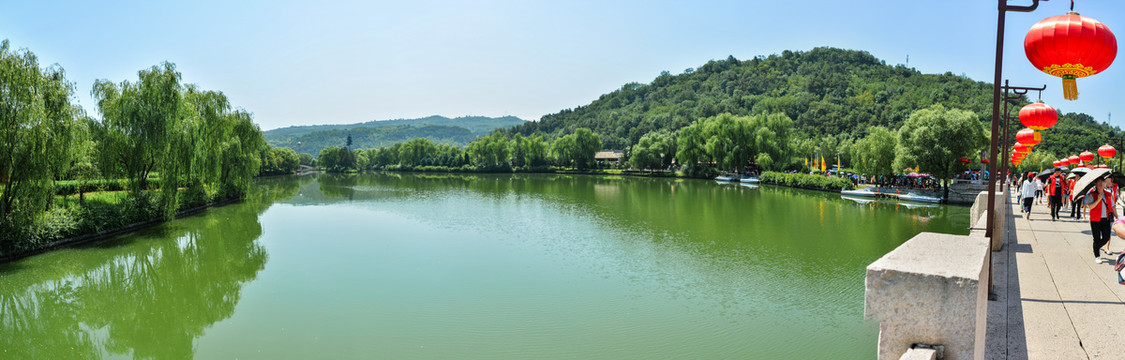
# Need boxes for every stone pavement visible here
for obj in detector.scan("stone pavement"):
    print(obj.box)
[987,197,1125,359]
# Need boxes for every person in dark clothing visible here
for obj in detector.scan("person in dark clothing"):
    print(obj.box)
[1086,176,1117,263]
[1047,170,1064,220]
[1070,173,1083,219]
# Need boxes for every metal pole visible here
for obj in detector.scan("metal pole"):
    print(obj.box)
[987,0,1043,237]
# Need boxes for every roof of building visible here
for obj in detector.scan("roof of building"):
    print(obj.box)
[594,150,625,160]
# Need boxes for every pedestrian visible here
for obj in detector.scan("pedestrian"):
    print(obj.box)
[1086,175,1118,263]
[1071,173,1084,220]
[1020,172,1037,218]
[1047,169,1065,220]
[1035,177,1044,204]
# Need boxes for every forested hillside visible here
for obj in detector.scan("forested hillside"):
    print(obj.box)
[267,124,479,156]
[503,47,1122,155]
[265,115,526,156]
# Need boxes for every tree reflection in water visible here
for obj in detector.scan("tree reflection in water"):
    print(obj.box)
[0,176,302,359]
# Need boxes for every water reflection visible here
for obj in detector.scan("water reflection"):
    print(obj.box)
[0,176,301,359]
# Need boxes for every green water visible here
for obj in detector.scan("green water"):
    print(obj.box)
[0,173,969,359]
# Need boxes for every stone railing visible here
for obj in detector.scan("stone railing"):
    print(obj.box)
[864,190,1000,360]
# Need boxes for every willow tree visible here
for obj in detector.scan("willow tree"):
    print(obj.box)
[853,126,897,177]
[93,63,265,217]
[894,104,987,197]
[0,39,82,248]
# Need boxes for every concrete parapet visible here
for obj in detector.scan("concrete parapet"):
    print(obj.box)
[899,348,939,360]
[989,188,1008,251]
[968,191,988,227]
[865,232,990,360]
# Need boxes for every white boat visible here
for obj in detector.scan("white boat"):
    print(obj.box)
[841,196,875,204]
[899,193,943,204]
[715,176,735,182]
[741,177,760,183]
[901,202,938,209]
[840,187,877,197]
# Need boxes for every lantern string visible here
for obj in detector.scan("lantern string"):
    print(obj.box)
[1071,0,1075,11]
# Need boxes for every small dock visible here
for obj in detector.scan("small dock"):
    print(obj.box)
[987,198,1125,359]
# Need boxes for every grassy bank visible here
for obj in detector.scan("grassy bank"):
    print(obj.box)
[1,187,240,260]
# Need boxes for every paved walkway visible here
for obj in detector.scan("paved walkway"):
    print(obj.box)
[987,197,1125,359]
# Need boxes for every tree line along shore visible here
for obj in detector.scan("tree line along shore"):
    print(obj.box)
[5,44,1111,257]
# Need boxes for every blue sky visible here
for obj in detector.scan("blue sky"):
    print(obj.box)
[3,0,1124,131]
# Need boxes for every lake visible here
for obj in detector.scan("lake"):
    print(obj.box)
[0,173,970,359]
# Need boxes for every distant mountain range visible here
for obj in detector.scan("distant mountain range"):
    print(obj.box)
[265,115,527,155]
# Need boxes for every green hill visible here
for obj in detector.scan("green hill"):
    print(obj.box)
[266,115,526,155]
[503,47,1122,156]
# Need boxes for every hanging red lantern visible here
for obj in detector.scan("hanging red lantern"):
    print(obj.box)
[1015,128,1041,148]
[959,157,970,164]
[980,158,990,164]
[1025,13,1118,100]
[1014,143,1030,154]
[1052,160,1061,167]
[1081,151,1095,162]
[1069,155,1081,165]
[1099,144,1117,159]
[1019,101,1059,130]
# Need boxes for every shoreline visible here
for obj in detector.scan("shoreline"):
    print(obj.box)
[0,196,243,264]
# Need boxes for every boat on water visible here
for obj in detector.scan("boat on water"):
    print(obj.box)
[901,202,939,209]
[841,195,875,204]
[741,177,760,183]
[840,187,878,197]
[715,176,735,182]
[898,193,943,204]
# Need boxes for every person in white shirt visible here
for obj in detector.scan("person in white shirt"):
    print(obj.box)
[1035,177,1045,204]
[1020,172,1038,219]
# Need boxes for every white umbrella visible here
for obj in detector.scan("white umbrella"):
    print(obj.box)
[1072,168,1112,198]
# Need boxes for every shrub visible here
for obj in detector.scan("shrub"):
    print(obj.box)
[759,171,854,191]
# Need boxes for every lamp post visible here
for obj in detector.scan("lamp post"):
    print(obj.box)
[1106,137,1125,170]
[998,81,1047,189]
[986,0,1045,238]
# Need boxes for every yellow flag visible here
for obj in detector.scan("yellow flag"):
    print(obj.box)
[836,155,840,172]
[805,157,809,168]
[821,156,827,172]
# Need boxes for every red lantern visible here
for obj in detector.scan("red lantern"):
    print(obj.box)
[1015,128,1041,148]
[959,157,970,164]
[1014,143,1030,154]
[980,158,990,164]
[1069,155,1081,165]
[1019,101,1059,130]
[1081,151,1095,162]
[1025,13,1118,100]
[1099,144,1117,159]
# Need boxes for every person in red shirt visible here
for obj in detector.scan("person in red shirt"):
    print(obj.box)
[1086,175,1118,263]
[1046,169,1065,221]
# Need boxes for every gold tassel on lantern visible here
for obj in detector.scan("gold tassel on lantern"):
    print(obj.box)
[1062,75,1078,100]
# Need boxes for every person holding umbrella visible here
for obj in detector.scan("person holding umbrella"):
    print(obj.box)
[1078,169,1117,263]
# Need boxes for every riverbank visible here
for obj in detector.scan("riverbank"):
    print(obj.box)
[0,195,244,264]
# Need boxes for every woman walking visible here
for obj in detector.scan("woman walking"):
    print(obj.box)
[1085,176,1118,263]
[1020,172,1037,219]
